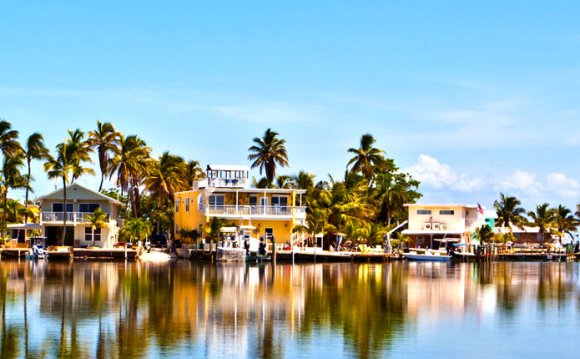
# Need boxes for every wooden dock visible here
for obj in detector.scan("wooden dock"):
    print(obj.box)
[276,250,399,263]
[0,248,29,259]
[73,248,138,260]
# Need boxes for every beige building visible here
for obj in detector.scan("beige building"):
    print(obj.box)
[402,204,486,248]
[35,183,123,247]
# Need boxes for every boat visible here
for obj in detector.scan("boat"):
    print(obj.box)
[451,251,478,262]
[139,250,173,262]
[46,246,73,260]
[25,236,47,260]
[404,248,451,262]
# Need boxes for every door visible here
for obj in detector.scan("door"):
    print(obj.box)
[265,228,274,242]
[260,197,268,214]
[45,226,74,246]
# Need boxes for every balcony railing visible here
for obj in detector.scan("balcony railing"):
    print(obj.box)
[206,205,306,218]
[41,211,111,224]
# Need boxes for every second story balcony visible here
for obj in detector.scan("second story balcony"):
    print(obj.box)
[41,211,111,225]
[205,205,306,220]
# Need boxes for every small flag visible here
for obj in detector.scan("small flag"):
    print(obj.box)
[477,203,485,215]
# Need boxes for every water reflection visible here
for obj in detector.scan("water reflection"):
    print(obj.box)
[0,261,579,358]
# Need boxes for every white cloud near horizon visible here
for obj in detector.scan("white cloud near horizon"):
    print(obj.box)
[406,154,484,192]
[408,154,579,208]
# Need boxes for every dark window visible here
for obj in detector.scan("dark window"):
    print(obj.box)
[417,209,432,215]
[249,196,258,206]
[52,203,74,212]
[79,203,100,213]
[440,210,455,215]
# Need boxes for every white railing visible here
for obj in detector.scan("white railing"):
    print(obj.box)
[206,205,306,218]
[208,178,248,188]
[41,212,111,224]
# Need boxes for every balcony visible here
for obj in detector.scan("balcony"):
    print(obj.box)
[41,211,111,224]
[205,205,306,219]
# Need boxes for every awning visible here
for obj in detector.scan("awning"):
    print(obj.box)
[7,223,41,230]
[220,227,237,233]
[402,229,466,235]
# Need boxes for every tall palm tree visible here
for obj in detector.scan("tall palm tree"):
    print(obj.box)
[44,141,95,245]
[346,134,390,185]
[145,152,188,205]
[23,133,49,224]
[373,172,421,225]
[65,129,94,182]
[553,205,577,243]
[1,151,26,237]
[493,193,526,234]
[109,135,151,217]
[248,128,289,184]
[527,203,556,243]
[88,121,119,191]
[0,120,20,160]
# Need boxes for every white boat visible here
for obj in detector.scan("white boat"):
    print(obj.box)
[139,250,173,262]
[404,249,451,262]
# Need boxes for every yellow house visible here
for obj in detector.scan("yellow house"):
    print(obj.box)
[174,165,307,245]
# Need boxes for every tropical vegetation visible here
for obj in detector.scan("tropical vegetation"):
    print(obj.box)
[0,117,577,248]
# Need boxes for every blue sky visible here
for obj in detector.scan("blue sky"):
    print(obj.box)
[1,1,579,211]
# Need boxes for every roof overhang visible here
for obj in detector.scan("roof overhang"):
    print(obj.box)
[7,223,42,230]
[404,203,478,209]
[402,229,466,235]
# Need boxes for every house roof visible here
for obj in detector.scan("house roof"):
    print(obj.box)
[35,183,123,205]
[206,164,250,172]
[404,203,478,209]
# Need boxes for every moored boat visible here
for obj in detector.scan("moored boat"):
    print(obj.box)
[404,249,451,262]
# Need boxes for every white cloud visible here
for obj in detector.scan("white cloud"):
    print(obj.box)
[495,170,542,195]
[546,173,580,197]
[407,154,484,192]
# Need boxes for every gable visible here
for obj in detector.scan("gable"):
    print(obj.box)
[36,183,122,205]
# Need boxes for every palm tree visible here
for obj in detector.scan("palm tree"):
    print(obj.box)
[65,129,94,182]
[109,135,151,217]
[291,171,315,191]
[0,120,20,160]
[185,160,204,187]
[527,203,556,243]
[88,121,119,191]
[373,172,421,225]
[275,175,292,189]
[44,141,95,246]
[86,207,109,247]
[493,193,526,234]
[23,133,49,224]
[144,152,188,205]
[120,218,152,244]
[248,128,289,184]
[1,151,26,237]
[346,134,391,185]
[475,224,494,245]
[553,205,577,243]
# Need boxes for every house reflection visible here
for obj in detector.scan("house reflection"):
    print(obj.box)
[0,261,579,358]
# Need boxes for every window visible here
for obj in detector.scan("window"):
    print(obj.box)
[175,199,180,212]
[417,209,432,215]
[198,195,204,210]
[209,195,224,208]
[185,198,190,212]
[249,196,258,206]
[271,196,288,207]
[52,203,73,212]
[84,227,102,241]
[79,203,100,213]
[440,210,455,215]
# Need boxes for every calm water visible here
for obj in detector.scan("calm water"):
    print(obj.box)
[0,260,578,359]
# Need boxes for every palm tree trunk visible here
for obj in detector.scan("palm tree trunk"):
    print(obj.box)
[98,173,104,192]
[62,177,68,246]
[24,159,32,224]
[1,188,8,239]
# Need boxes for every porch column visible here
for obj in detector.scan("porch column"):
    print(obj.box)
[236,190,239,216]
